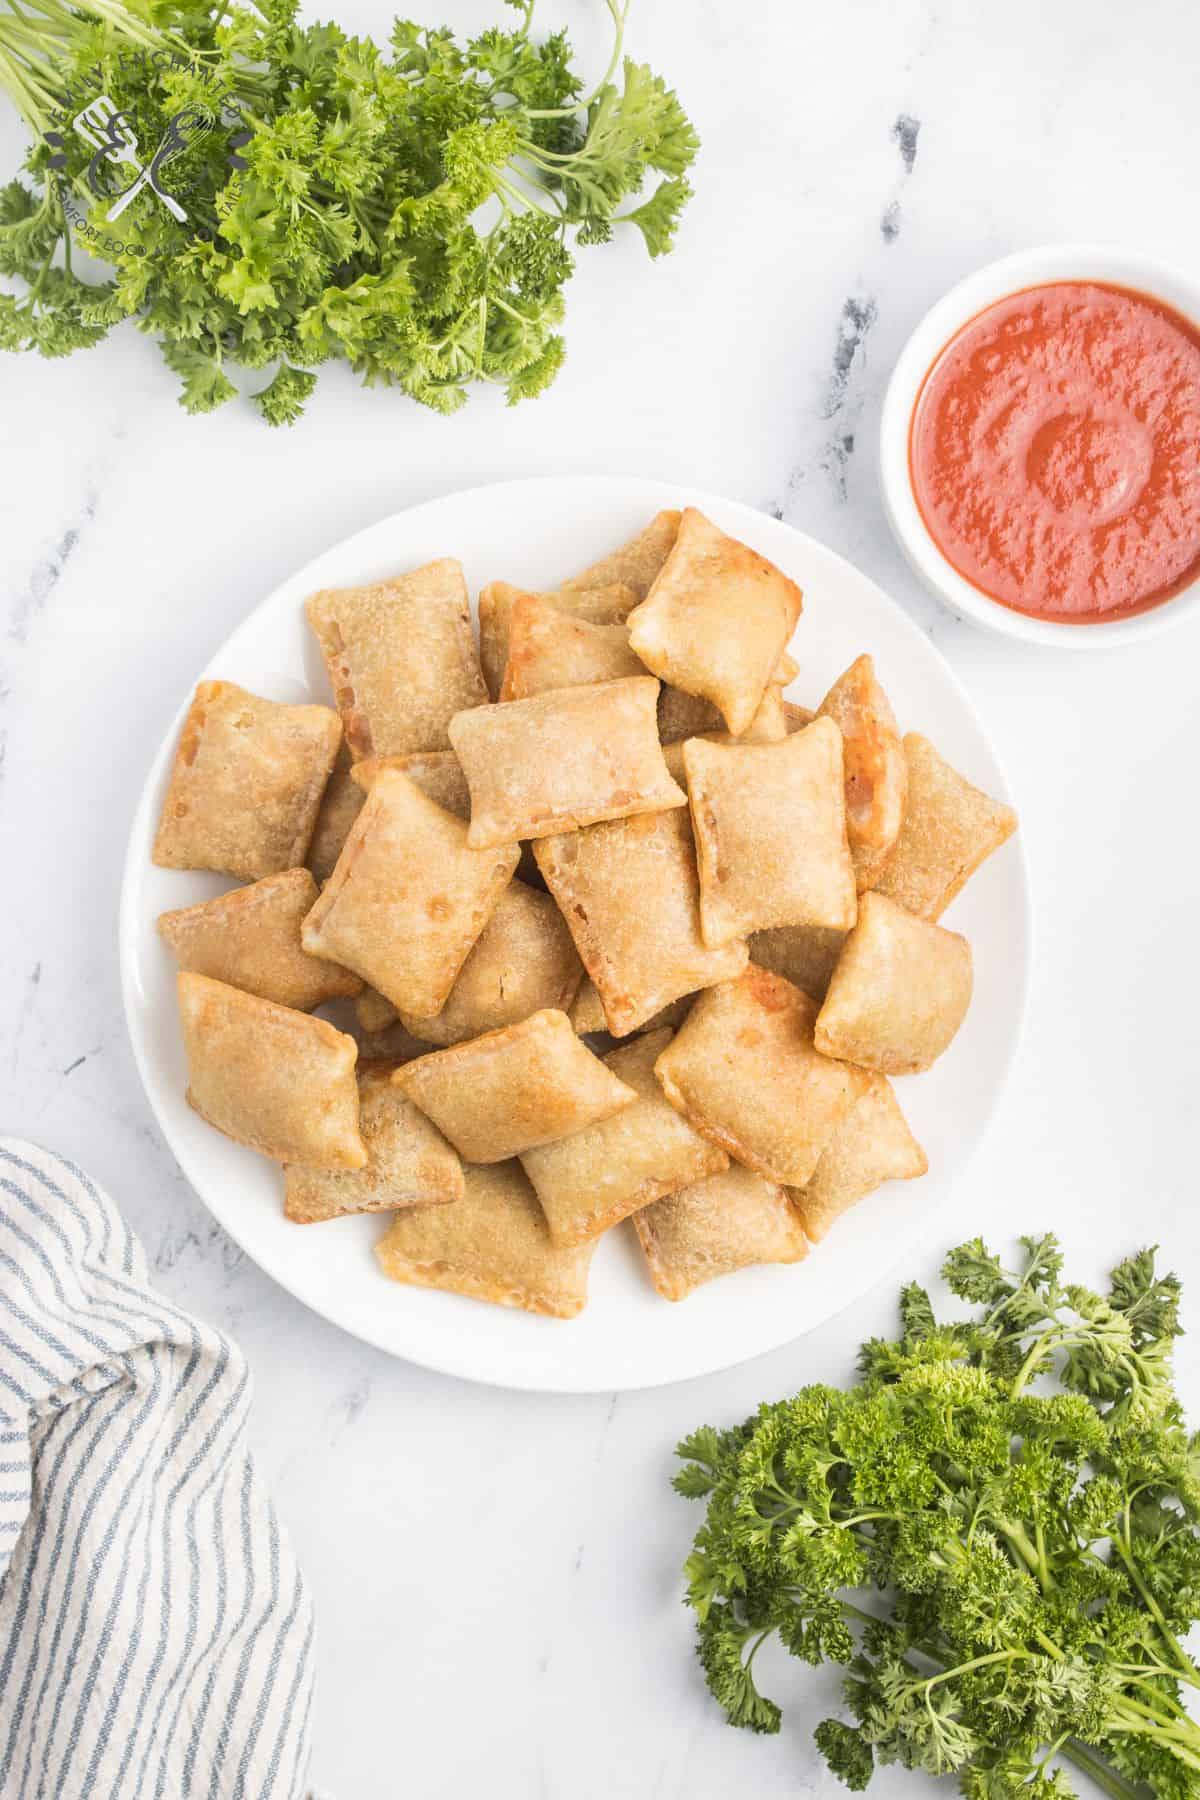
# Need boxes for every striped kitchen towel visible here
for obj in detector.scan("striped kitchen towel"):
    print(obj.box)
[0,1138,316,1799]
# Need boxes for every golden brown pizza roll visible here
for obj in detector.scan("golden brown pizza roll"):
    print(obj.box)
[627,508,803,735]
[817,655,907,892]
[153,681,342,881]
[568,976,612,1036]
[749,924,847,1003]
[478,581,637,700]
[448,678,685,847]
[158,870,362,1012]
[633,1165,809,1301]
[301,768,519,1018]
[394,880,582,1047]
[177,972,365,1169]
[789,1076,927,1243]
[284,1063,464,1223]
[568,979,692,1039]
[560,509,681,599]
[349,748,471,813]
[356,986,399,1034]
[658,681,788,746]
[499,593,645,701]
[535,807,747,1037]
[350,749,544,888]
[872,734,1018,919]
[306,743,364,884]
[654,965,871,1187]
[775,650,800,684]
[375,1159,596,1319]
[784,701,815,732]
[683,721,857,949]
[814,891,973,1074]
[355,1017,437,1065]
[520,1029,728,1247]
[394,1008,636,1164]
[306,560,487,759]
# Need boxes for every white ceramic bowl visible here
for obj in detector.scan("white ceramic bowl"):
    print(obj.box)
[879,244,1200,649]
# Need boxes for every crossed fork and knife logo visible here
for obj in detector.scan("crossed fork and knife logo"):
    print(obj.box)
[46,94,252,223]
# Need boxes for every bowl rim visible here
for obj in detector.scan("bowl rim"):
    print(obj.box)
[878,242,1200,649]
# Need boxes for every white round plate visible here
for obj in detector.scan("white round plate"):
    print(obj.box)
[121,478,1031,1393]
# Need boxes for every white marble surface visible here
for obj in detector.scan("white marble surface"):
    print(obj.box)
[3,1,1200,1793]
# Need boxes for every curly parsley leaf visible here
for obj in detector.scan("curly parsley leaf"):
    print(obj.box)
[0,0,697,421]
[677,1236,1199,1798]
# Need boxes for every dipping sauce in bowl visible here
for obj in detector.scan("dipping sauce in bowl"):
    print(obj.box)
[909,282,1200,623]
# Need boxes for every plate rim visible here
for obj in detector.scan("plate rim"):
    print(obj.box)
[119,475,1033,1393]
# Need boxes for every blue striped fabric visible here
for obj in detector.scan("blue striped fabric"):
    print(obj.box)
[0,1139,316,1799]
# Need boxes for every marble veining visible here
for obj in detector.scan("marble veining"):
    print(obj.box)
[881,111,921,242]
[2,1,1200,1794]
[7,485,98,644]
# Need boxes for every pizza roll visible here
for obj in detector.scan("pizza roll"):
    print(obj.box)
[478,581,637,700]
[394,880,582,1047]
[355,1017,437,1065]
[153,681,341,881]
[815,892,973,1074]
[349,747,471,811]
[535,807,747,1036]
[520,1029,727,1247]
[177,972,365,1169]
[500,593,644,701]
[634,1165,809,1301]
[448,678,685,847]
[351,748,548,888]
[356,987,399,1033]
[394,1008,636,1164]
[775,650,800,684]
[654,965,871,1187]
[306,743,364,884]
[872,734,1018,919]
[627,509,803,735]
[560,509,681,599]
[749,924,847,1003]
[284,1064,464,1222]
[684,721,857,948]
[568,979,691,1039]
[158,869,361,1012]
[301,768,519,1018]
[817,655,907,891]
[784,701,815,732]
[658,681,788,746]
[790,1076,927,1243]
[568,976,612,1036]
[306,560,487,759]
[375,1159,595,1319]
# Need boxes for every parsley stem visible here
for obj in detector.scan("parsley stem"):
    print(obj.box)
[1122,1673,1189,1717]
[997,1518,1044,1582]
[1009,1327,1063,1396]
[1112,1693,1200,1747]
[1111,1532,1200,1682]
[1060,1740,1147,1800]
[1107,1719,1200,1773]
[919,1648,1030,1693]
[525,0,627,118]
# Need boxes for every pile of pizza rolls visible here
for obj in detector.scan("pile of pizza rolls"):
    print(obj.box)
[152,509,1017,1318]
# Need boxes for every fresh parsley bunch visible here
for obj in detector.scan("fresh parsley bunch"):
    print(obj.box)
[0,0,697,421]
[677,1236,1200,1798]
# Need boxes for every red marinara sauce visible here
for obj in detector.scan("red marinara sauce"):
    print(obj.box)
[909,281,1200,622]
